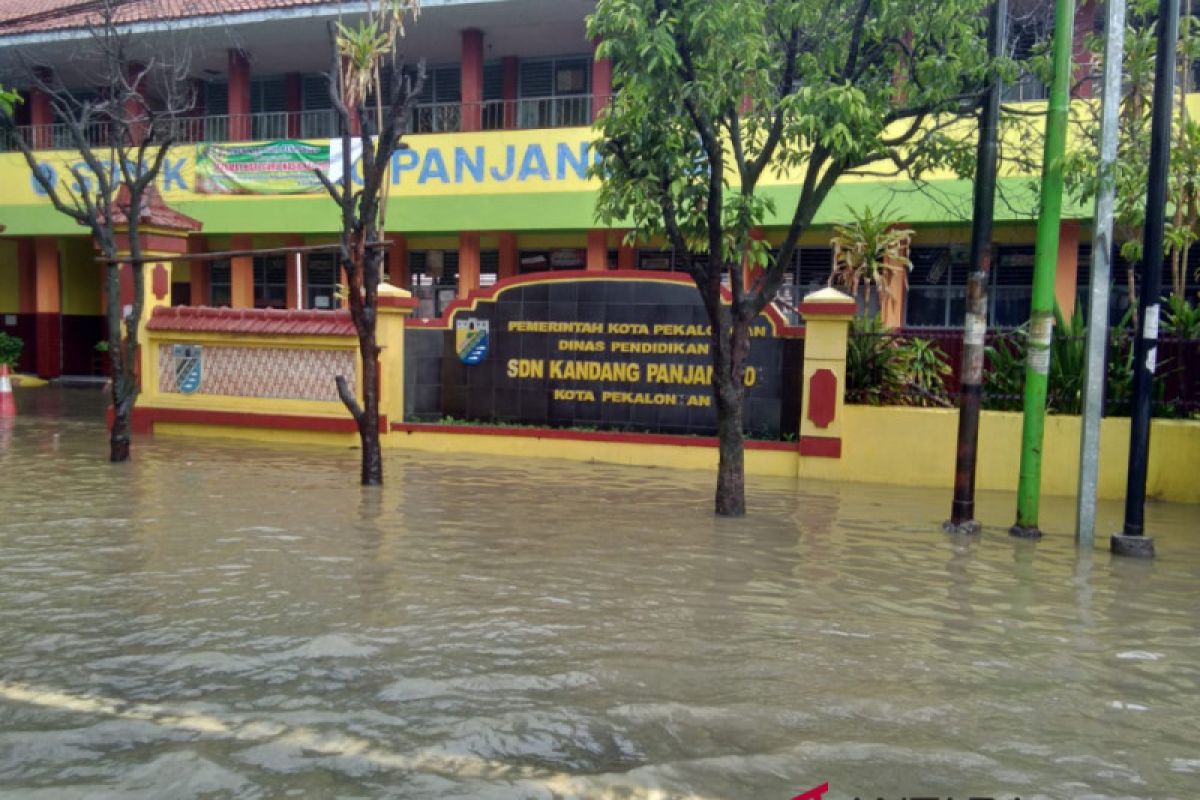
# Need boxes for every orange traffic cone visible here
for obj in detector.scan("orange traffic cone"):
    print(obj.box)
[0,363,14,417]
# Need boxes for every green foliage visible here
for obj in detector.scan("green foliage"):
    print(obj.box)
[588,0,995,275]
[1047,305,1087,414]
[0,332,22,368]
[828,206,914,308]
[846,315,904,405]
[0,85,19,116]
[1063,0,1200,299]
[983,327,1027,411]
[1163,294,1200,338]
[846,315,951,407]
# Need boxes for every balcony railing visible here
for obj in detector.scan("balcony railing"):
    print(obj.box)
[0,95,608,152]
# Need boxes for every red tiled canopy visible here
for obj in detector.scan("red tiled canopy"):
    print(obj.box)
[147,305,356,337]
[101,184,202,232]
[0,0,339,36]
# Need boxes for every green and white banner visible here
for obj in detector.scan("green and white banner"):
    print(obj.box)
[195,140,329,195]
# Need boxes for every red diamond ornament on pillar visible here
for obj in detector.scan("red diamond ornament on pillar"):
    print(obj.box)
[807,368,837,429]
[152,264,169,301]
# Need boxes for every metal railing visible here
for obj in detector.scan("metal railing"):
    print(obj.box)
[0,96,607,151]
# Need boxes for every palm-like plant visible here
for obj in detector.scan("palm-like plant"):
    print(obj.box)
[829,205,914,309]
[335,0,420,233]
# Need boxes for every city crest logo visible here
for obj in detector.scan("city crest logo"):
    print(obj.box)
[455,318,489,365]
[172,344,203,395]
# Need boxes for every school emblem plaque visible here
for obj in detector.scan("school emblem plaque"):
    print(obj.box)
[455,318,489,365]
[172,344,203,395]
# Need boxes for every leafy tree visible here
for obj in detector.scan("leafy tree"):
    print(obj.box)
[0,85,17,115]
[588,0,997,515]
[1064,0,1200,307]
[315,0,423,485]
[0,0,194,463]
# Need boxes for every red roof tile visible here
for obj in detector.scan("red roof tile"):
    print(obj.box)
[102,184,203,231]
[0,0,339,36]
[147,305,356,337]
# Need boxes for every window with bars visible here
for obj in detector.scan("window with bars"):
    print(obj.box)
[306,254,338,310]
[518,56,592,128]
[1002,14,1051,102]
[254,255,288,309]
[209,260,232,307]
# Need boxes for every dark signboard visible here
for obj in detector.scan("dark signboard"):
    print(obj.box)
[405,273,804,438]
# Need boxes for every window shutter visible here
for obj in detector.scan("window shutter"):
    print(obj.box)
[433,66,460,103]
[302,75,331,110]
[205,81,229,116]
[252,78,287,113]
[483,63,504,101]
[520,60,554,98]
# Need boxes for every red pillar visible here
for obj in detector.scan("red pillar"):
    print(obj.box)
[498,232,518,278]
[591,40,611,121]
[124,63,149,143]
[29,82,53,149]
[501,56,519,129]
[387,233,409,286]
[285,72,303,138]
[188,236,210,306]
[617,234,636,271]
[461,29,484,132]
[458,232,481,298]
[230,234,254,308]
[586,230,608,271]
[228,50,251,140]
[33,238,61,379]
[1072,1,1096,99]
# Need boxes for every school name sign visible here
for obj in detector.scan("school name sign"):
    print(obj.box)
[406,275,804,439]
[5,129,598,204]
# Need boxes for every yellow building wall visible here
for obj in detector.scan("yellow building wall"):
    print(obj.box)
[0,239,18,313]
[60,238,102,316]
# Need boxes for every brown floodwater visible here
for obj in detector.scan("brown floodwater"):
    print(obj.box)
[1,386,1198,799]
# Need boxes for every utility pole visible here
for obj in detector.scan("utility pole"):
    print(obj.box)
[1011,0,1076,539]
[946,0,1008,535]
[1076,0,1126,548]
[1114,0,1179,558]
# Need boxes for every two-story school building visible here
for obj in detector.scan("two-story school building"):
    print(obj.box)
[1,0,1197,379]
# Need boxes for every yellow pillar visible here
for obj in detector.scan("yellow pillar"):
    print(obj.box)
[798,287,856,458]
[376,281,417,430]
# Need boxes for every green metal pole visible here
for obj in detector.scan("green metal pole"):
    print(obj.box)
[1011,0,1075,539]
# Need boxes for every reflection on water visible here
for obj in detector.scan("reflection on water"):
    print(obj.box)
[1,387,1198,799]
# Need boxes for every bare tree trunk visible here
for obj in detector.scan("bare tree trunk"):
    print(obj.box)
[709,303,750,517]
[358,331,382,485]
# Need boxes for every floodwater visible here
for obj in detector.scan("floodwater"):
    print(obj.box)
[1,388,1198,800]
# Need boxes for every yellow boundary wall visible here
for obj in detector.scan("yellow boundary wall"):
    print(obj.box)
[144,400,1200,504]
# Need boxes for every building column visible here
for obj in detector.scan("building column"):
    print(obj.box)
[1055,220,1080,318]
[618,235,636,270]
[230,233,254,308]
[1072,0,1097,99]
[586,230,609,271]
[29,80,53,149]
[591,40,611,120]
[387,232,409,287]
[285,72,303,138]
[880,236,908,329]
[461,29,484,132]
[228,50,252,141]
[189,235,210,306]
[124,63,149,142]
[33,237,61,379]
[498,232,518,278]
[501,56,519,129]
[458,232,481,298]
[798,287,857,459]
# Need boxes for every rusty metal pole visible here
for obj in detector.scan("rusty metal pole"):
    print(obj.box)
[946,0,1007,534]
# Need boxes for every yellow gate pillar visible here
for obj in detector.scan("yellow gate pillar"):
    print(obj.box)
[798,287,856,458]
[376,281,418,431]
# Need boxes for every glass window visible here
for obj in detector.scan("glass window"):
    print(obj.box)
[254,255,288,309]
[306,254,338,310]
[209,260,231,307]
